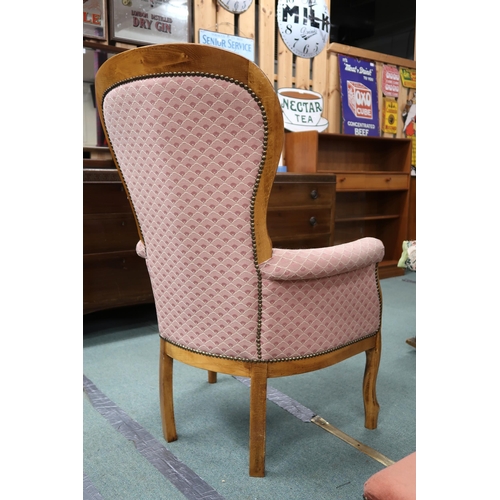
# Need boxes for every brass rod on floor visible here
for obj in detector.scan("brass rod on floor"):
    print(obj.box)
[311,416,395,467]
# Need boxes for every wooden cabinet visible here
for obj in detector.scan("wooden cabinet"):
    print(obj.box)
[284,131,412,278]
[83,164,154,314]
[408,176,416,240]
[83,168,337,313]
[267,173,336,249]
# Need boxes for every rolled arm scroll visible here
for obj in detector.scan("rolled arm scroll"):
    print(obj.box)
[260,237,384,281]
[136,240,147,259]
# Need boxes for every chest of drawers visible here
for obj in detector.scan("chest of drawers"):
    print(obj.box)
[267,173,336,249]
[83,166,154,314]
[83,168,336,314]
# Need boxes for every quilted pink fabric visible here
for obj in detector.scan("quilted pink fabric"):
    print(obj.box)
[104,74,265,359]
[259,238,384,360]
[102,73,383,362]
[260,265,381,359]
[260,238,384,281]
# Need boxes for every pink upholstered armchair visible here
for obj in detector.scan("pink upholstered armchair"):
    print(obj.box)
[95,44,384,477]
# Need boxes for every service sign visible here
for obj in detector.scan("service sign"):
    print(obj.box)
[338,55,380,137]
[83,0,106,40]
[110,0,190,46]
[199,30,255,62]
[276,0,330,59]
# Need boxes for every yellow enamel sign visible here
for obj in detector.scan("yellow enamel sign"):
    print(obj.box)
[399,68,416,89]
[381,98,398,134]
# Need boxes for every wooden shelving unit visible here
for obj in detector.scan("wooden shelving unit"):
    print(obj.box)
[284,131,412,278]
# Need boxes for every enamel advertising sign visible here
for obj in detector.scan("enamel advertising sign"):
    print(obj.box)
[400,67,416,89]
[110,0,190,46]
[382,64,400,98]
[277,87,328,132]
[338,55,380,137]
[381,98,398,134]
[83,0,107,40]
[199,30,255,62]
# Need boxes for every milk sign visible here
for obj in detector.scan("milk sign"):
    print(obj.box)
[338,55,380,137]
[276,0,330,59]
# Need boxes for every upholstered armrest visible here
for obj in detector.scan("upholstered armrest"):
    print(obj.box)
[136,240,147,259]
[260,237,384,281]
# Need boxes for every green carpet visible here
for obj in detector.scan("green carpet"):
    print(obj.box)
[83,272,416,499]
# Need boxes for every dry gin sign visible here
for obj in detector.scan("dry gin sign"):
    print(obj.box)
[110,0,189,45]
[338,55,380,137]
[276,0,330,59]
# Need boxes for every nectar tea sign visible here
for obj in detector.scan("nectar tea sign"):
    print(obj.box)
[277,88,328,132]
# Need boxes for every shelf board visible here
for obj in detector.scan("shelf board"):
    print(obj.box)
[267,205,331,211]
[335,214,400,223]
[271,232,330,242]
[325,170,408,175]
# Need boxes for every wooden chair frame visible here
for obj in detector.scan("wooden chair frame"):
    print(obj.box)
[96,44,381,477]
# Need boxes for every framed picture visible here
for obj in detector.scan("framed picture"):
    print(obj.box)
[110,0,191,46]
[83,0,107,41]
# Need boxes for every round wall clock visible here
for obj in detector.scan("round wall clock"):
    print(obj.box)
[217,0,253,15]
[276,0,330,59]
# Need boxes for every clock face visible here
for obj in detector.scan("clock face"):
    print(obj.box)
[277,0,330,59]
[217,0,253,14]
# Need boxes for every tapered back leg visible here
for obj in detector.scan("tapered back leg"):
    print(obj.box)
[160,344,177,443]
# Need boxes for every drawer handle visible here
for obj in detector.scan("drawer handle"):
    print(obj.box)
[310,189,319,200]
[309,217,317,227]
[339,177,346,182]
[385,177,392,182]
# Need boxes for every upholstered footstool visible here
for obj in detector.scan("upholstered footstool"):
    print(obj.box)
[363,452,416,500]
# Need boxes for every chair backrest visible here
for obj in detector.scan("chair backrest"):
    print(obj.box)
[96,44,284,360]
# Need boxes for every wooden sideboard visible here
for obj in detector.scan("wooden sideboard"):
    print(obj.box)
[83,164,154,314]
[84,165,337,314]
[409,176,416,241]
